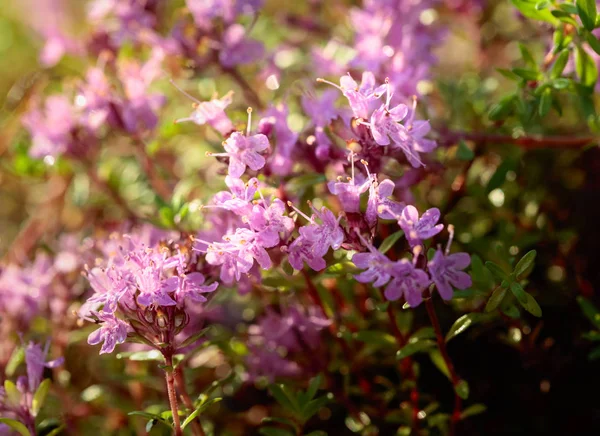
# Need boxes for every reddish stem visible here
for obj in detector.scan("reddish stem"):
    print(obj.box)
[164,354,183,436]
[424,293,462,436]
[174,366,205,436]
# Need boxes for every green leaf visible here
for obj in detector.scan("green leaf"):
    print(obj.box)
[586,32,600,55]
[353,330,396,347]
[519,43,537,70]
[538,88,552,117]
[396,340,436,360]
[158,206,175,228]
[485,287,508,312]
[551,10,579,26]
[181,398,222,429]
[496,68,520,81]
[486,158,516,194]
[410,327,436,341]
[577,0,597,30]
[445,314,482,342]
[551,78,571,90]
[259,428,296,436]
[178,327,211,348]
[460,404,487,420]
[128,411,171,427]
[268,384,299,413]
[301,394,332,422]
[502,304,521,318]
[457,140,475,161]
[261,417,298,430]
[5,347,24,377]
[455,380,470,400]
[0,418,30,436]
[550,50,570,79]
[379,230,404,254]
[32,379,51,417]
[577,296,600,328]
[522,293,543,317]
[575,46,599,89]
[306,374,323,402]
[429,349,451,379]
[488,94,516,121]
[514,250,537,279]
[4,380,21,407]
[116,349,164,362]
[512,68,540,81]
[535,0,550,10]
[511,0,559,24]
[485,261,510,281]
[510,282,529,305]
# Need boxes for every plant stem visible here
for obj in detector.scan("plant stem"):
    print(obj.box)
[221,67,265,110]
[133,138,172,200]
[164,354,183,436]
[424,291,462,436]
[174,366,206,436]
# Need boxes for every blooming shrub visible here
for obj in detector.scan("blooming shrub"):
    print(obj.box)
[1,0,600,435]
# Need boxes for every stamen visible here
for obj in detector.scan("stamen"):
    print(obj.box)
[354,228,377,253]
[385,77,392,109]
[246,107,253,136]
[169,79,202,104]
[316,77,342,91]
[445,224,455,256]
[349,151,355,181]
[287,201,313,222]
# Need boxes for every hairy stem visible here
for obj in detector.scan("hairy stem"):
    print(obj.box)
[174,366,206,436]
[164,354,183,436]
[424,291,462,436]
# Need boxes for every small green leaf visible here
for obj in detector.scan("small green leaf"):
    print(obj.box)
[353,330,396,347]
[445,314,482,342]
[306,374,323,402]
[551,78,571,90]
[535,0,550,10]
[485,287,507,312]
[457,140,475,161]
[485,261,510,281]
[519,43,537,70]
[396,340,436,360]
[510,282,529,305]
[511,0,559,24]
[4,380,20,407]
[116,349,164,362]
[5,347,24,377]
[261,417,298,430]
[455,380,470,400]
[488,95,516,121]
[268,384,299,413]
[379,230,404,255]
[550,49,570,79]
[577,0,597,30]
[512,68,540,81]
[301,394,332,422]
[577,296,600,328]
[586,32,600,55]
[460,404,487,420]
[178,327,211,348]
[128,411,171,426]
[539,88,552,117]
[181,398,222,429]
[496,68,520,81]
[522,293,543,317]
[32,379,51,417]
[410,327,436,341]
[502,304,521,319]
[0,418,30,436]
[514,250,537,279]
[430,349,451,379]
[575,46,599,89]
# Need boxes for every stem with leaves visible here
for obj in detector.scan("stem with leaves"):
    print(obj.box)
[424,289,462,436]
[174,366,206,436]
[164,353,183,436]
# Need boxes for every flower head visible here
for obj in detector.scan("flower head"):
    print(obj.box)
[428,249,472,300]
[398,205,444,247]
[383,260,430,307]
[87,311,130,354]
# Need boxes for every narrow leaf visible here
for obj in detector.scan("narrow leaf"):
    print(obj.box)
[522,293,543,317]
[514,250,537,279]
[460,404,487,420]
[4,380,20,407]
[396,340,436,360]
[485,287,507,312]
[445,314,482,342]
[0,418,30,436]
[575,46,599,89]
[455,380,470,400]
[510,282,529,305]
[268,384,299,413]
[550,49,570,79]
[485,261,510,281]
[32,379,51,417]
[577,0,597,30]
[379,230,404,254]
[181,398,222,429]
[577,296,600,328]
